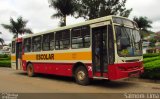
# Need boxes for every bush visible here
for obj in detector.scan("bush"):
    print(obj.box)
[0,54,9,58]
[143,56,160,63]
[143,53,160,58]
[141,58,160,80]
[0,60,11,68]
[8,55,11,60]
[0,55,11,67]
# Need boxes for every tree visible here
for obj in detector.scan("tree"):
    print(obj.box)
[133,16,152,32]
[133,16,152,39]
[150,38,156,47]
[0,38,4,46]
[49,0,79,26]
[0,32,4,46]
[1,17,32,39]
[75,0,132,20]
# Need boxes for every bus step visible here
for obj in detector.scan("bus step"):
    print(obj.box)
[93,76,108,80]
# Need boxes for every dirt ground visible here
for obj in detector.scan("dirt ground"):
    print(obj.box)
[0,67,160,93]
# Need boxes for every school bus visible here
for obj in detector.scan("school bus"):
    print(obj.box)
[11,15,144,85]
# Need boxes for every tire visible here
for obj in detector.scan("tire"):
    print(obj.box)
[27,63,35,77]
[75,66,90,85]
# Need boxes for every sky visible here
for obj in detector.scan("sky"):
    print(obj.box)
[0,0,160,44]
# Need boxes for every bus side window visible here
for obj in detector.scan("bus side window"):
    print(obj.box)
[49,33,54,50]
[55,30,70,50]
[43,33,54,51]
[71,25,90,49]
[32,36,42,52]
[24,38,31,52]
[12,41,15,53]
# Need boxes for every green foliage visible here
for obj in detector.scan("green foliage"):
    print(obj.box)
[143,56,160,63]
[141,53,160,80]
[149,38,156,47]
[1,17,32,38]
[75,0,132,20]
[0,38,4,45]
[141,64,160,80]
[0,59,11,67]
[144,60,160,69]
[133,16,152,32]
[0,55,11,67]
[133,16,153,39]
[0,54,10,58]
[49,0,79,26]
[150,38,157,43]
[0,32,4,45]
[143,53,160,58]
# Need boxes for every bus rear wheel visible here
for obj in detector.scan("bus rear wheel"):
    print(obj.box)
[27,63,35,77]
[75,66,90,85]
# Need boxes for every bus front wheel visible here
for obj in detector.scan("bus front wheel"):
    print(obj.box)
[27,63,35,77]
[75,66,90,85]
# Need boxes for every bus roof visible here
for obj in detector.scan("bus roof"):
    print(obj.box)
[12,15,133,40]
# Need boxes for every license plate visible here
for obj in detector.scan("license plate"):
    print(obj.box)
[129,71,140,77]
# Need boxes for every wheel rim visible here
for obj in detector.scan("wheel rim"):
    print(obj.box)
[77,71,86,81]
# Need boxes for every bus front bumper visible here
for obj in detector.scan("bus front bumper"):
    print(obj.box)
[107,62,144,80]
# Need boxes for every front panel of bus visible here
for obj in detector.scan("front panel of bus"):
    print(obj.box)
[107,17,144,80]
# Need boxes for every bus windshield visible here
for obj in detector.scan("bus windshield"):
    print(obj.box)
[115,26,142,57]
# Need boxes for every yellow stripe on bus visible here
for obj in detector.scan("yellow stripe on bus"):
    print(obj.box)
[22,52,92,61]
[23,54,37,60]
[54,52,91,60]
[11,55,16,61]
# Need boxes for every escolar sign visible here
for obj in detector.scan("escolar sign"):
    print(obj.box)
[36,54,54,60]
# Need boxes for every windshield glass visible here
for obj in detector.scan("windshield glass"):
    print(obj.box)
[115,26,142,57]
[113,17,138,28]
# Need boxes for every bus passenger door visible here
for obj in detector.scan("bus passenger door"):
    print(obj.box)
[91,25,109,77]
[16,42,22,70]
